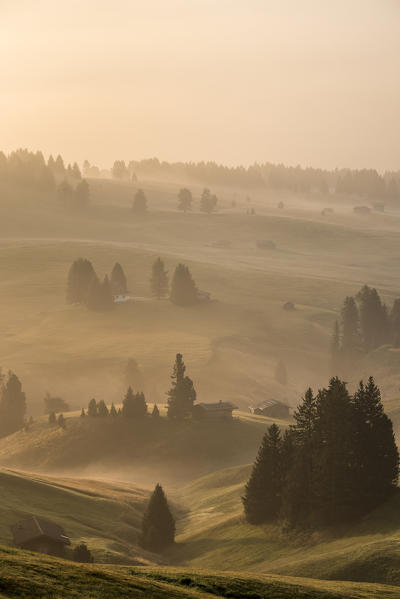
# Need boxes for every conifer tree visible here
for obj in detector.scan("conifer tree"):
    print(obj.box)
[110,403,117,417]
[57,413,66,429]
[122,387,148,418]
[242,424,283,524]
[390,298,400,347]
[139,484,175,552]
[167,354,196,419]
[110,263,128,295]
[48,411,57,425]
[150,258,169,299]
[101,275,114,310]
[0,372,27,437]
[80,408,86,418]
[66,258,96,304]
[170,264,198,306]
[87,398,98,417]
[330,319,341,374]
[72,162,82,180]
[132,189,147,214]
[54,154,66,175]
[97,400,109,417]
[341,296,359,353]
[152,404,160,418]
[177,188,192,212]
[85,274,102,310]
[200,188,218,213]
[356,285,388,351]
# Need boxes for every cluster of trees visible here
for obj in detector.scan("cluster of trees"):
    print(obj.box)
[113,157,400,200]
[0,149,57,192]
[177,188,218,214]
[139,483,175,552]
[331,285,400,370]
[150,258,200,306]
[81,390,159,419]
[243,377,399,528]
[48,411,66,429]
[43,392,70,415]
[57,178,90,208]
[66,259,128,311]
[0,371,27,438]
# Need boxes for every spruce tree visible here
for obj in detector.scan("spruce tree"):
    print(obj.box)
[167,354,196,419]
[150,258,169,299]
[132,189,147,214]
[110,403,117,417]
[152,404,160,418]
[356,285,389,351]
[85,275,102,310]
[97,400,109,417]
[57,413,66,429]
[80,408,86,418]
[352,377,399,511]
[122,387,147,418]
[48,411,57,425]
[390,298,400,347]
[100,275,114,310]
[177,188,192,212]
[170,264,198,306]
[139,484,175,552]
[341,296,359,353]
[66,258,96,304]
[110,263,128,295]
[330,320,341,374]
[242,424,284,524]
[0,372,27,437]
[87,398,98,417]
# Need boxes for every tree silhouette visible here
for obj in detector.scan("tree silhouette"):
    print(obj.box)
[139,484,175,552]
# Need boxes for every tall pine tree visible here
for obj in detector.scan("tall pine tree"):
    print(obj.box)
[110,263,128,295]
[150,258,169,299]
[139,484,175,552]
[170,264,198,306]
[167,354,196,419]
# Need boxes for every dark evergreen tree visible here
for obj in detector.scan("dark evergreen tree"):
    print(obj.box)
[167,353,196,419]
[75,179,90,205]
[122,387,147,418]
[139,484,175,552]
[110,403,117,417]
[352,377,399,511]
[132,189,147,214]
[54,154,66,175]
[57,413,66,429]
[72,162,82,180]
[242,424,283,524]
[48,411,57,425]
[97,400,109,417]
[177,188,192,212]
[0,372,27,437]
[170,264,198,306]
[330,319,341,374]
[152,404,160,418]
[73,543,94,563]
[150,258,169,299]
[274,360,287,385]
[57,179,74,202]
[80,408,86,418]
[66,258,96,304]
[110,263,128,295]
[356,285,388,351]
[87,398,98,417]
[341,296,359,353]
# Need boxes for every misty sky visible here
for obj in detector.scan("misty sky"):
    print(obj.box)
[1,0,399,171]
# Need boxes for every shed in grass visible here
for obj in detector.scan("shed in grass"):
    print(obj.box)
[12,517,70,557]
[250,399,290,420]
[195,401,238,420]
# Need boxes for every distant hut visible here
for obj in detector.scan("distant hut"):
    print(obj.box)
[195,401,238,420]
[353,205,371,215]
[12,517,70,557]
[250,399,290,420]
[283,301,295,311]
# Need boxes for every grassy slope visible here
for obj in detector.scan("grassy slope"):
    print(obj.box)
[0,546,399,599]
[0,411,286,482]
[0,468,151,564]
[172,465,400,587]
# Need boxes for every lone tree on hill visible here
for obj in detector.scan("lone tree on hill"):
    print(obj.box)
[139,484,175,552]
[87,398,98,417]
[177,188,193,213]
[167,353,196,419]
[274,360,287,385]
[151,257,169,299]
[132,189,147,215]
[73,543,94,563]
[75,179,90,206]
[170,264,198,306]
[242,424,284,524]
[110,263,128,295]
[152,404,160,418]
[200,188,218,214]
[0,372,27,438]
[66,258,96,304]
[122,387,148,418]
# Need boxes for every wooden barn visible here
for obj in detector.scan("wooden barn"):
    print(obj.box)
[195,401,238,420]
[12,517,70,557]
[250,398,290,420]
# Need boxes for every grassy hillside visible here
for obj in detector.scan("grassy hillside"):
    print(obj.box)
[0,546,399,598]
[0,468,152,564]
[0,411,285,482]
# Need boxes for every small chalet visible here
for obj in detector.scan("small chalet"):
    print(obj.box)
[12,517,70,557]
[250,399,290,420]
[196,401,238,420]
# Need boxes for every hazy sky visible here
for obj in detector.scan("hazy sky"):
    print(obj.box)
[1,0,399,171]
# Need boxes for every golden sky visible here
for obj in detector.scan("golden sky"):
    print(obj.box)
[1,0,399,170]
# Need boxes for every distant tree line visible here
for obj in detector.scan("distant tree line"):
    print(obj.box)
[109,157,400,200]
[331,285,400,371]
[243,376,399,528]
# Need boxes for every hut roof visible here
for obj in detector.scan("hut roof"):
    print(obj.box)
[197,401,238,411]
[12,517,70,546]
